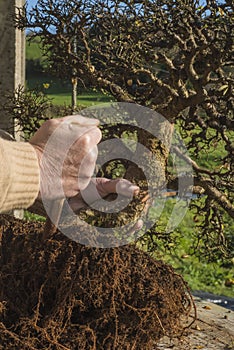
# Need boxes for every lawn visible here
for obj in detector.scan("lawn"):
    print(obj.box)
[26,75,113,107]
[26,36,113,107]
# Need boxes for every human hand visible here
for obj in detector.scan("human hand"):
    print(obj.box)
[68,177,140,212]
[68,177,143,233]
[29,115,102,200]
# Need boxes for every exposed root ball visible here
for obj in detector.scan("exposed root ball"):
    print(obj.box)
[0,215,194,350]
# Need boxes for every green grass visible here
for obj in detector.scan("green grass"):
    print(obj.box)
[24,211,46,223]
[26,36,113,107]
[48,91,112,106]
[26,75,113,107]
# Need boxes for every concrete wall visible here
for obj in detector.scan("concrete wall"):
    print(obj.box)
[0,0,25,138]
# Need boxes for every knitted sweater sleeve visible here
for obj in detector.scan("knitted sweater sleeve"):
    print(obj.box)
[0,139,40,213]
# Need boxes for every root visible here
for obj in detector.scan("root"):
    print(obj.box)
[0,215,195,350]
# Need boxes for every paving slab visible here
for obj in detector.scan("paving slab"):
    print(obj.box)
[155,297,234,350]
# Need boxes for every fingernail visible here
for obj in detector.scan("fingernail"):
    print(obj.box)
[130,186,139,196]
[134,219,143,231]
[72,116,99,126]
[141,193,150,203]
[126,185,138,195]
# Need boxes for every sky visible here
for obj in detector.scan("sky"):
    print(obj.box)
[26,0,226,12]
[26,0,38,9]
[26,0,225,9]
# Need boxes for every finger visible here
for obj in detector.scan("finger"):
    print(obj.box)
[128,219,144,236]
[92,178,140,198]
[62,143,98,197]
[62,148,98,196]
[77,146,98,179]
[115,179,140,197]
[62,115,100,127]
[61,124,102,150]
[78,127,102,147]
[67,194,87,213]
[66,129,101,164]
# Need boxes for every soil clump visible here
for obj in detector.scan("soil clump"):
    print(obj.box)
[0,215,194,350]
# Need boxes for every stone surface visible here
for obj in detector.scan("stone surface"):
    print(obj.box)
[155,297,234,349]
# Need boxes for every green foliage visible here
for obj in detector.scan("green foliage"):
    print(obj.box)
[140,198,234,297]
[26,35,49,76]
[1,85,52,139]
[26,35,44,61]
[24,210,46,222]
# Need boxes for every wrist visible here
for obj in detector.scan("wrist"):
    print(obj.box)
[0,140,40,211]
[30,144,44,199]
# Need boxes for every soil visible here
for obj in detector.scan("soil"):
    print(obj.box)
[0,214,195,350]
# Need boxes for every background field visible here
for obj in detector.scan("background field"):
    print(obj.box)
[26,35,113,107]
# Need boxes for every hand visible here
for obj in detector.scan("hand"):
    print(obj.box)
[29,115,102,200]
[68,177,140,212]
[68,177,143,233]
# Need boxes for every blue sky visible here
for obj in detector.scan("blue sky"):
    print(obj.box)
[26,0,225,11]
[26,0,38,9]
[26,0,224,9]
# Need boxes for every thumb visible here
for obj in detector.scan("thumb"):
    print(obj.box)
[115,179,139,197]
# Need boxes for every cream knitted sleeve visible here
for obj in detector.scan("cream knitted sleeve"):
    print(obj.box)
[0,139,40,213]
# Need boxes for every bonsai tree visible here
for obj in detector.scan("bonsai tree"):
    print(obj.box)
[16,0,233,257]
